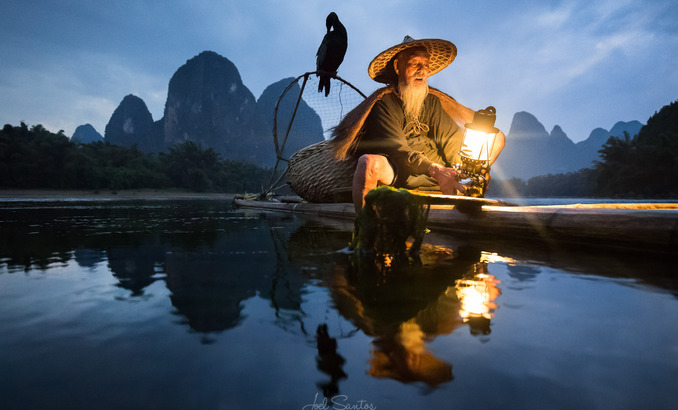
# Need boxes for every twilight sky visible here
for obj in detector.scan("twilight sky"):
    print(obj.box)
[1,0,676,142]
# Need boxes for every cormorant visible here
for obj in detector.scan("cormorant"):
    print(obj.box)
[316,12,347,97]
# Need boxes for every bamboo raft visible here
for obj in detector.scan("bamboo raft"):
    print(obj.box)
[234,195,678,254]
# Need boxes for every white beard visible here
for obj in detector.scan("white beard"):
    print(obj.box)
[399,79,429,121]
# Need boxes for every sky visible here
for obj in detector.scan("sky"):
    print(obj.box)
[1,0,677,143]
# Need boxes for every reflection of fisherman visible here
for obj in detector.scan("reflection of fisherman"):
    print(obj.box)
[328,246,499,387]
[369,320,452,386]
[330,36,505,211]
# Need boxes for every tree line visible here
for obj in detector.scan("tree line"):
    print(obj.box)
[0,123,271,193]
[2,99,676,197]
[489,100,678,198]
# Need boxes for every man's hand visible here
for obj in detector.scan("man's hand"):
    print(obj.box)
[429,163,466,195]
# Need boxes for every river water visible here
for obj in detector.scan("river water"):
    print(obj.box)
[1,198,676,409]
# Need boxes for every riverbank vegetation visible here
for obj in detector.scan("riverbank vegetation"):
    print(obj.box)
[1,99,676,197]
[0,123,270,193]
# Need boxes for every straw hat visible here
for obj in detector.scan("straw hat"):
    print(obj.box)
[368,35,457,84]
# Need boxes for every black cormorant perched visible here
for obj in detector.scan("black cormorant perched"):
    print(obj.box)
[316,12,347,97]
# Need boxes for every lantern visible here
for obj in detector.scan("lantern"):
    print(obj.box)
[455,106,499,197]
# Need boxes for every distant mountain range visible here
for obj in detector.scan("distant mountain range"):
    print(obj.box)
[74,50,643,178]
[494,112,643,179]
[97,51,323,168]
[71,123,103,144]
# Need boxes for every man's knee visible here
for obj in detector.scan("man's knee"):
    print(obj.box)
[356,154,393,183]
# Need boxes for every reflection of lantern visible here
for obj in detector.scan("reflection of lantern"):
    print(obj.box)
[456,274,495,320]
[451,262,501,336]
[455,106,499,197]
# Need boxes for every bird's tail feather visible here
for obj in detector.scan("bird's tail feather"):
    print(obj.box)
[318,76,331,97]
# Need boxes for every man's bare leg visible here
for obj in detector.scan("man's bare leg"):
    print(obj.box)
[352,154,395,213]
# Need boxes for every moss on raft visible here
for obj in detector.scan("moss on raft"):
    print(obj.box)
[351,186,431,260]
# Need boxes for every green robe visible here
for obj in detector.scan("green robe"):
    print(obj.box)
[355,92,464,190]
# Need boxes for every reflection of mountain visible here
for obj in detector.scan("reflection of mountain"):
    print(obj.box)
[507,265,541,282]
[0,201,315,337]
[161,216,311,336]
[73,247,106,269]
[164,244,265,334]
[3,200,676,358]
[107,240,166,296]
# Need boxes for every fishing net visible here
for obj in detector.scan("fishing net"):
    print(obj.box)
[267,73,366,201]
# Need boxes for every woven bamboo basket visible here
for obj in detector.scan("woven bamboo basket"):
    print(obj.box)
[287,139,357,203]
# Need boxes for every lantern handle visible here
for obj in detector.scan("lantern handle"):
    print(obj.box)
[479,106,496,115]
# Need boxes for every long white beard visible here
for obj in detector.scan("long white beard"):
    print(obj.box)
[399,80,429,121]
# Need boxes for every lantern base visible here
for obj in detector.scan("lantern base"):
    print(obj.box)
[454,159,490,198]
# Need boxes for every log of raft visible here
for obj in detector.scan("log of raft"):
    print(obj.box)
[233,195,678,254]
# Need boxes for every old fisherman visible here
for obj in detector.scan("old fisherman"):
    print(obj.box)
[330,36,506,211]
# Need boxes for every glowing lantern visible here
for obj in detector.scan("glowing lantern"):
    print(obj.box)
[456,106,499,197]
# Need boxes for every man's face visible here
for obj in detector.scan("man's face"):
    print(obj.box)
[395,48,430,87]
